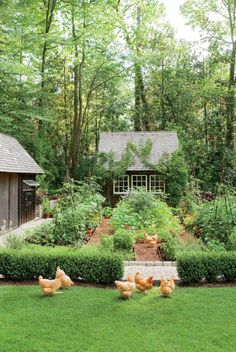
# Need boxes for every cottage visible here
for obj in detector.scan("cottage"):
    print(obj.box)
[0,133,43,231]
[98,132,178,206]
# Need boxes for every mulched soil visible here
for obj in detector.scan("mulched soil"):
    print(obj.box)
[87,218,114,245]
[134,241,161,261]
[87,218,162,261]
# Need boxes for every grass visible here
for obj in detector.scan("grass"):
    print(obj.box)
[0,285,236,352]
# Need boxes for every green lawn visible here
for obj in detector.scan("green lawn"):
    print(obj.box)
[0,285,236,352]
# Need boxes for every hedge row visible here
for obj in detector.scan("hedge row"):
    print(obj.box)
[177,252,236,284]
[0,246,124,284]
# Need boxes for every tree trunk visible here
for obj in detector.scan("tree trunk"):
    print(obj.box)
[70,6,85,177]
[226,41,236,150]
[133,5,149,131]
[39,0,57,111]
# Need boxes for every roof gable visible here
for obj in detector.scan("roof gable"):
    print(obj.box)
[98,132,178,171]
[0,133,43,174]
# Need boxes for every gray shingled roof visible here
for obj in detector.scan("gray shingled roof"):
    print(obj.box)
[99,132,178,171]
[0,133,43,174]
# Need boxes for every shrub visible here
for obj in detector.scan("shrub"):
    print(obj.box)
[177,252,236,284]
[229,227,236,250]
[111,189,181,237]
[0,246,123,284]
[155,150,189,207]
[113,230,133,252]
[5,234,26,250]
[26,180,105,247]
[196,198,236,246]
[206,239,226,252]
[100,235,114,252]
[160,236,178,261]
[25,221,56,246]
[102,207,113,218]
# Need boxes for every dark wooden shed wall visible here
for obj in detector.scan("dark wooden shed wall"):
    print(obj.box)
[104,171,163,207]
[0,173,18,229]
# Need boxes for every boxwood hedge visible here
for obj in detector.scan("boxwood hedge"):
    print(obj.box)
[177,252,236,284]
[0,246,124,284]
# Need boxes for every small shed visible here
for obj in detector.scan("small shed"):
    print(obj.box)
[0,133,43,231]
[98,132,178,206]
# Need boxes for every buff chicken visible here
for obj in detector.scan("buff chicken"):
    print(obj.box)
[38,275,61,295]
[115,276,136,299]
[55,267,74,288]
[134,272,153,293]
[144,232,158,247]
[159,275,175,297]
[166,274,175,291]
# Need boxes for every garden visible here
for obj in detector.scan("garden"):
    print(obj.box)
[1,176,236,352]
[1,177,236,286]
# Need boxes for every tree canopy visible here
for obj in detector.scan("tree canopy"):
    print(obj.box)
[0,0,235,192]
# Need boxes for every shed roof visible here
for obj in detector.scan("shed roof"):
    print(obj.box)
[98,132,178,171]
[0,133,43,174]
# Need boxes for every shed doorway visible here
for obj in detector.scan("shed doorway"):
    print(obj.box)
[19,178,38,225]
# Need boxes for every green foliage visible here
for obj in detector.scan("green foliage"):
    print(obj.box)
[113,229,133,252]
[160,236,178,261]
[94,140,154,180]
[102,207,113,218]
[156,150,189,207]
[206,240,226,252]
[177,252,236,284]
[5,234,26,250]
[196,197,236,246]
[229,227,236,251]
[26,180,104,246]
[100,235,114,252]
[111,189,181,238]
[0,246,124,284]
[25,221,56,246]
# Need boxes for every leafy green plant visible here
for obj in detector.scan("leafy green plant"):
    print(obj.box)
[155,150,189,207]
[100,235,114,252]
[206,240,226,252]
[196,197,236,246]
[26,180,104,247]
[102,207,113,218]
[5,234,25,250]
[25,221,55,246]
[110,189,181,237]
[229,227,236,250]
[160,236,178,261]
[113,230,133,252]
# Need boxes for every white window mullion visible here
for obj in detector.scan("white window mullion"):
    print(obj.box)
[113,175,129,194]
[149,175,165,193]
[131,175,147,191]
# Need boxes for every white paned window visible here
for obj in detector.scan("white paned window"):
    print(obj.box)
[150,175,165,193]
[113,175,129,194]
[131,175,147,191]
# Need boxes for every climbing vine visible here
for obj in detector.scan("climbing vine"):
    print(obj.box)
[93,139,188,207]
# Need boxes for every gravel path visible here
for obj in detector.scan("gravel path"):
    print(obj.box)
[0,218,52,247]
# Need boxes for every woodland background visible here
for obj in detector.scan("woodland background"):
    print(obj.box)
[1,0,236,192]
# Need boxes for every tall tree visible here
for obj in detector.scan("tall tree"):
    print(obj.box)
[182,0,236,151]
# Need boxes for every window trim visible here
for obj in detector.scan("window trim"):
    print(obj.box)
[149,175,165,193]
[131,174,148,191]
[113,175,129,195]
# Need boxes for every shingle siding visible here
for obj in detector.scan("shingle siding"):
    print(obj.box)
[98,132,178,171]
[0,133,43,174]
